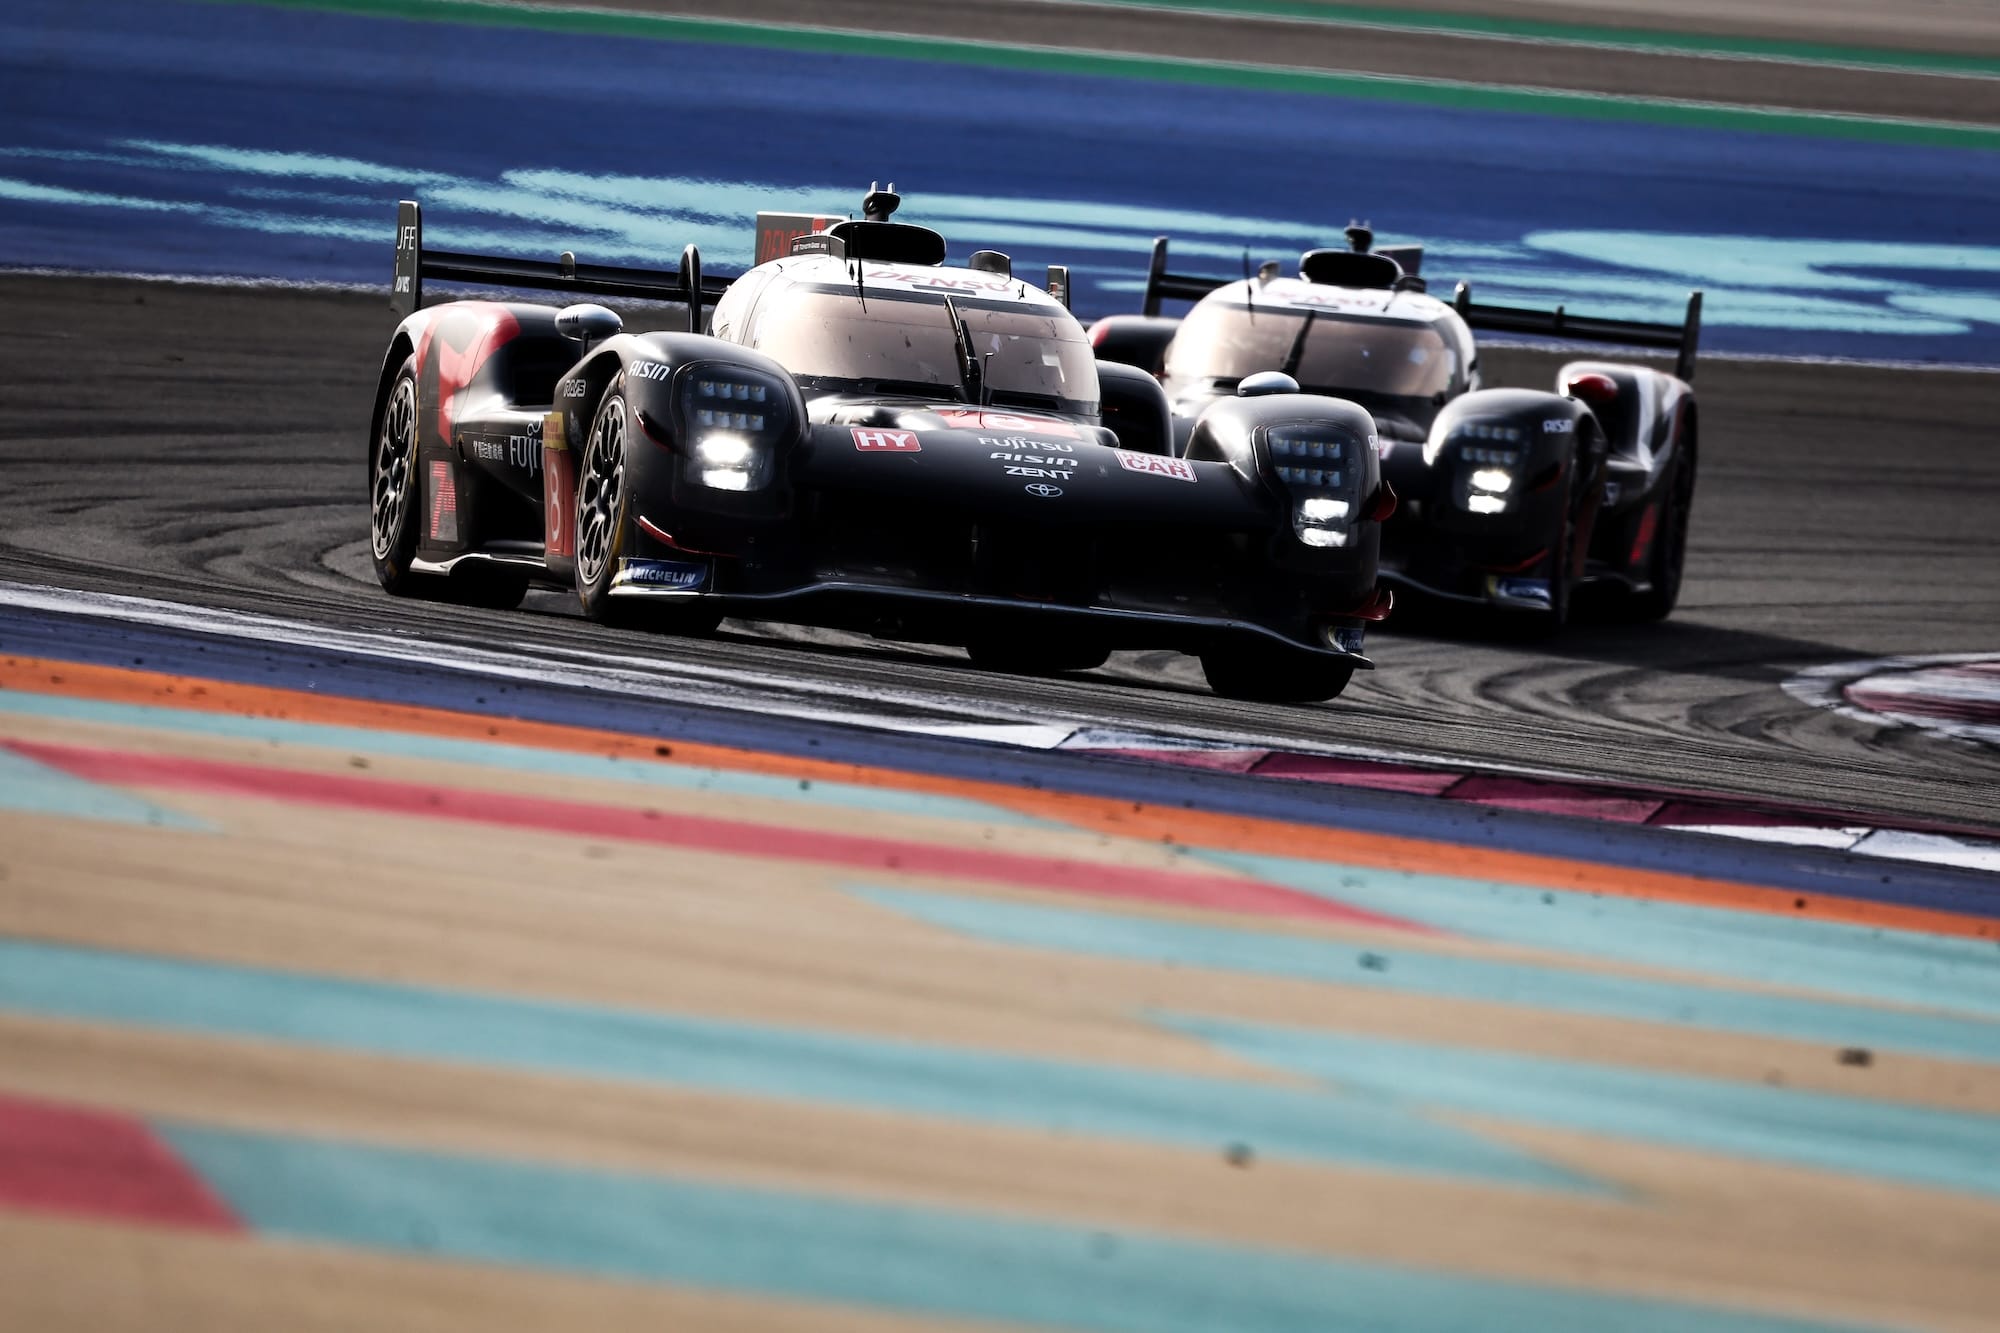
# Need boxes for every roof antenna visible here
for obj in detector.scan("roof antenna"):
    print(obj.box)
[862,181,901,222]
[1242,250,1255,324]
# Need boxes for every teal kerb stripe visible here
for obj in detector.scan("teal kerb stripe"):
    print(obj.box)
[854,886,2000,1064]
[203,0,2000,151]
[0,687,1056,830]
[161,1123,1887,1333]
[1047,0,2000,80]
[0,937,1591,1191]
[1168,1014,2000,1200]
[0,742,207,829]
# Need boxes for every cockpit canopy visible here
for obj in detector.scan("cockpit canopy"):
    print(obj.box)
[744,280,1100,417]
[1164,300,1460,403]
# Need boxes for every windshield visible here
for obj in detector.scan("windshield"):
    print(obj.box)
[1165,302,1456,399]
[747,286,1099,415]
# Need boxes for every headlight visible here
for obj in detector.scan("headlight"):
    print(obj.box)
[679,367,790,492]
[1265,421,1366,548]
[695,434,754,468]
[1470,467,1513,494]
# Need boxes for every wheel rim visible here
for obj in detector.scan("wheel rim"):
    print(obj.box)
[370,377,417,560]
[576,396,626,587]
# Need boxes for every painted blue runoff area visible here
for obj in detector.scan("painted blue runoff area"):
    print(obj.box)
[857,887,2000,1064]
[10,602,2000,913]
[0,687,1058,831]
[1168,1014,2000,1200]
[162,1123,1883,1333]
[0,741,207,829]
[1,0,1997,363]
[0,937,1591,1191]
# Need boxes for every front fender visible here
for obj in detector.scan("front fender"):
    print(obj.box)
[1408,387,1597,540]
[552,334,809,566]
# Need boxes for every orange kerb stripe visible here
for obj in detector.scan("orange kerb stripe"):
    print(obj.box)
[3,655,1990,940]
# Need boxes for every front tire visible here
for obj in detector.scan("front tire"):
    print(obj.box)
[575,379,635,623]
[573,377,720,636]
[1200,646,1354,704]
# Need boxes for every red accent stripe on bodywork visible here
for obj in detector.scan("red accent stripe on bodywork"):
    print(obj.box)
[0,1091,239,1231]
[4,741,1427,933]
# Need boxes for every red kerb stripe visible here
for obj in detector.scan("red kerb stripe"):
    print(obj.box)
[3,740,1426,933]
[0,1091,239,1231]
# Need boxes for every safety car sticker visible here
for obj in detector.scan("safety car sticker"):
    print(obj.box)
[1114,450,1197,483]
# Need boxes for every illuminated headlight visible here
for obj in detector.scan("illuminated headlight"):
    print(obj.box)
[1298,497,1351,523]
[1293,496,1353,547]
[679,367,790,493]
[695,434,754,468]
[1466,494,1508,514]
[1470,467,1513,494]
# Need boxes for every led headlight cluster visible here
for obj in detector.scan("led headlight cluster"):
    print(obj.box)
[1265,423,1362,549]
[1275,466,1344,487]
[692,377,770,434]
[1269,433,1338,460]
[1448,427,1523,513]
[679,369,789,492]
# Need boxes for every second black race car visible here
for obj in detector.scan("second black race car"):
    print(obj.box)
[366,187,1395,702]
[1091,229,1703,628]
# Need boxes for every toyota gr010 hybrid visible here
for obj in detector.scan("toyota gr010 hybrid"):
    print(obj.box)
[365,188,1395,703]
[1090,229,1703,628]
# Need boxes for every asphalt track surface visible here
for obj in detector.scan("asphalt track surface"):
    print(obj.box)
[4,272,1997,829]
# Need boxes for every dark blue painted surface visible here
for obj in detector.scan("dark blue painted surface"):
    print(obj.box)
[2,0,1998,362]
[8,602,1999,915]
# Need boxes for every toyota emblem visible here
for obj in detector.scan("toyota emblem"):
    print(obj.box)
[1024,483,1064,498]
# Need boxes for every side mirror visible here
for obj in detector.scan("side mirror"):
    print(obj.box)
[1238,370,1299,397]
[556,303,622,346]
[1564,372,1619,407]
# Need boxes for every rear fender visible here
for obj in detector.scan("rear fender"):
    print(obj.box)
[1088,314,1181,374]
[1096,360,1173,457]
[1557,360,1692,476]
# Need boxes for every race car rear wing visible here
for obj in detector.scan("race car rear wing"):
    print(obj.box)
[390,200,734,327]
[1139,235,1703,382]
[1451,283,1703,384]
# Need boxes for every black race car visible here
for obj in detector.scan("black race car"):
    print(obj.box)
[366,188,1394,703]
[1090,230,1702,627]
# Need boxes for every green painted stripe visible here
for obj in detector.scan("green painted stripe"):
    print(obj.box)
[1051,0,2000,80]
[206,0,2000,151]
